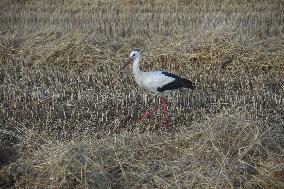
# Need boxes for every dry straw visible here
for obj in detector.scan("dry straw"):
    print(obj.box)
[0,0,283,188]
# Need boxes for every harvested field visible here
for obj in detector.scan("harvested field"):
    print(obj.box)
[0,0,284,188]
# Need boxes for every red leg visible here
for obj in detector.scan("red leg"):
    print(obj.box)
[139,105,160,123]
[159,96,169,128]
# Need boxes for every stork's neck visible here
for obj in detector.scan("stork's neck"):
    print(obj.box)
[132,57,142,76]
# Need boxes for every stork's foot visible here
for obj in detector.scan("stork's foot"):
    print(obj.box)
[139,106,160,123]
[162,113,169,128]
[162,120,169,128]
[139,111,151,123]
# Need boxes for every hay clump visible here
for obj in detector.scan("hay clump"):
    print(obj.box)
[5,112,282,188]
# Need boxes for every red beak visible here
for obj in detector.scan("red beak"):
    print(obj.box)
[121,57,133,70]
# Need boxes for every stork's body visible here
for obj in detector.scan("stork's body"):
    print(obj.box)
[123,49,195,128]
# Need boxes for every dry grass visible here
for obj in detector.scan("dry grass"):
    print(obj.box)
[0,0,284,188]
[6,112,283,188]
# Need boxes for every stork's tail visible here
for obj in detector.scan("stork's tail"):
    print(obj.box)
[179,78,195,90]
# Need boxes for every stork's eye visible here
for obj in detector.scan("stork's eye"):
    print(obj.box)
[132,54,135,57]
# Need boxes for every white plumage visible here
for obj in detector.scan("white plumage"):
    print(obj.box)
[136,71,175,93]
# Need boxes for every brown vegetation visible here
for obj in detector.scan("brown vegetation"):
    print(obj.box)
[0,0,283,188]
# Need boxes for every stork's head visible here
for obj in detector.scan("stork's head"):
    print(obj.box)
[121,49,141,70]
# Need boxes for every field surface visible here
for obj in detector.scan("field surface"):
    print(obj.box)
[0,0,284,188]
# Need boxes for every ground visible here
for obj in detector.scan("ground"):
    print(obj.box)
[0,0,284,188]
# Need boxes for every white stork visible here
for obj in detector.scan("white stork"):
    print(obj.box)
[122,49,195,128]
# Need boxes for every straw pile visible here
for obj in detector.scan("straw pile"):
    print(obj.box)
[0,0,283,188]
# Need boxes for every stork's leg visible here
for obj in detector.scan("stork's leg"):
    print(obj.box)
[159,96,169,128]
[139,105,160,123]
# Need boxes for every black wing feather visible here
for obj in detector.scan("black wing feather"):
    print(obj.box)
[157,71,195,92]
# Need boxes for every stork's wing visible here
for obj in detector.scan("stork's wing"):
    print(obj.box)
[142,71,195,92]
[141,71,175,92]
